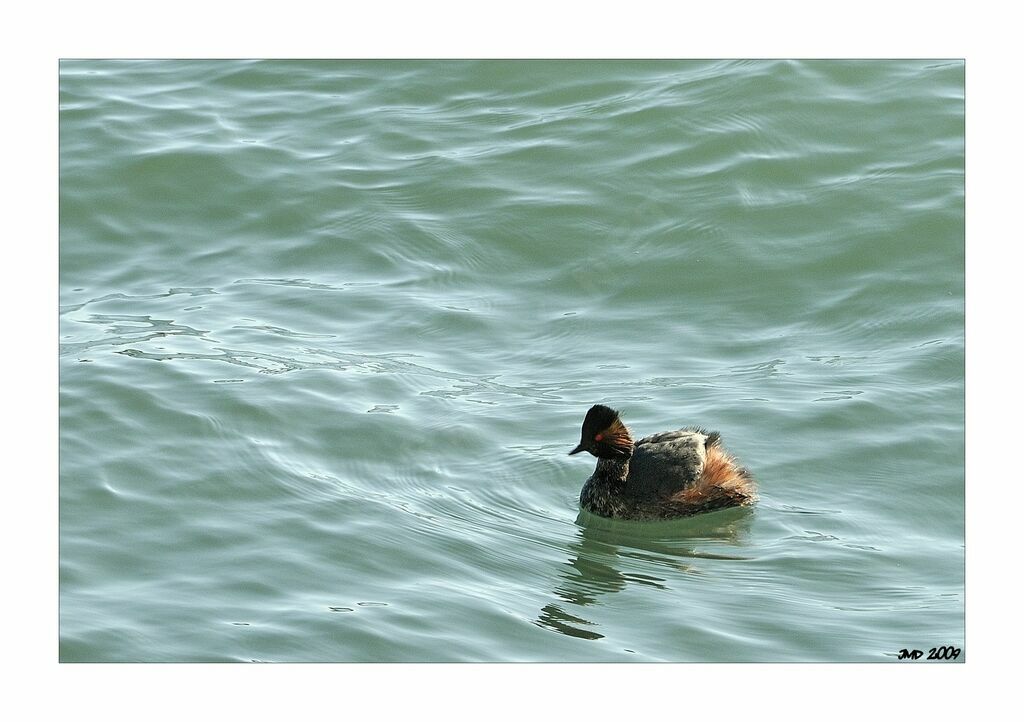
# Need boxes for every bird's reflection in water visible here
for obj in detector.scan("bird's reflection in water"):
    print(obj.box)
[534,507,754,641]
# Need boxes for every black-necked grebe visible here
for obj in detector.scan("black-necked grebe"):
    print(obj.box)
[570,404,756,520]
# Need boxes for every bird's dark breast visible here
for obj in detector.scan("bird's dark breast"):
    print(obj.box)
[579,477,631,518]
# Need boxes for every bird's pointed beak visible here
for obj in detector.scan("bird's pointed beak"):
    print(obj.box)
[569,442,587,456]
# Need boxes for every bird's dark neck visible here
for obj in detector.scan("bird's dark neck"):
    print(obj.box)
[580,457,632,518]
[593,457,630,485]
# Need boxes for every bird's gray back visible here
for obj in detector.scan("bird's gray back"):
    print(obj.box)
[626,429,709,498]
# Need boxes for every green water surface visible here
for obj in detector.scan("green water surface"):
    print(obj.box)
[59,59,964,662]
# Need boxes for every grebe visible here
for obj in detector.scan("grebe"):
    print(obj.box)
[570,404,756,520]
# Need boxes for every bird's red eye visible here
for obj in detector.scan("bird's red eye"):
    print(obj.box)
[595,433,604,441]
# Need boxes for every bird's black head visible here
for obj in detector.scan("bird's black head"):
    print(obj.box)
[569,404,634,460]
